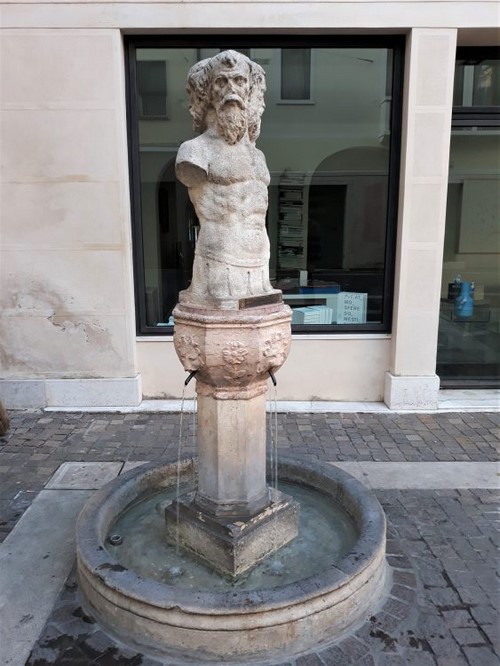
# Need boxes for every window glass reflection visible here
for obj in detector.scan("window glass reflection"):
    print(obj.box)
[134,46,395,329]
[438,129,500,384]
[454,58,500,107]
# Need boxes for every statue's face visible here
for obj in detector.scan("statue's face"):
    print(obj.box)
[211,61,250,112]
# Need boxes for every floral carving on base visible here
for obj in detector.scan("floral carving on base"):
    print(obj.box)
[222,341,250,381]
[257,331,290,374]
[174,333,205,371]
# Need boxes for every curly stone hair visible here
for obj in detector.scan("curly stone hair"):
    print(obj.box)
[186,50,266,143]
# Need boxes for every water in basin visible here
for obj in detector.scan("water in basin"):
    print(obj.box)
[106,480,357,592]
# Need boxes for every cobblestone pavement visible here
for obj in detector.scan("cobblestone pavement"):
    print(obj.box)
[1,409,499,665]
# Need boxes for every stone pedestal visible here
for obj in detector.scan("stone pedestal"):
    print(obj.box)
[165,488,299,578]
[168,301,298,576]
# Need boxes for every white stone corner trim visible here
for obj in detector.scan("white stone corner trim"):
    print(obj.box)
[384,372,440,410]
[0,376,142,409]
[46,376,142,408]
[0,379,47,409]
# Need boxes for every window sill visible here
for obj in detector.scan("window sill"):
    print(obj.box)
[276,99,315,105]
[136,333,391,342]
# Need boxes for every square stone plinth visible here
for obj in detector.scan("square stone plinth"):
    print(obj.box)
[165,490,299,578]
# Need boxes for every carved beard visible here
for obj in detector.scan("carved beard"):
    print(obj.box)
[216,102,247,145]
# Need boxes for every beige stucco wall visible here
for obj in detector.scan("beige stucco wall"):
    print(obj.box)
[0,1,498,407]
[138,336,391,401]
[0,29,137,382]
[0,1,497,30]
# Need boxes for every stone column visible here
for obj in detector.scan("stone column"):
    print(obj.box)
[195,391,268,517]
[385,28,457,410]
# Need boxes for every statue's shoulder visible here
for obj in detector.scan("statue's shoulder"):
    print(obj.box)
[176,135,209,169]
[252,145,270,185]
[253,146,267,164]
[254,144,265,157]
[176,136,209,187]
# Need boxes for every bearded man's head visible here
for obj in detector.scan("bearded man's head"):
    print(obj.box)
[186,50,266,144]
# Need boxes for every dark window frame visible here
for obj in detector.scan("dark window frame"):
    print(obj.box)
[125,34,405,336]
[452,46,500,127]
[438,46,500,389]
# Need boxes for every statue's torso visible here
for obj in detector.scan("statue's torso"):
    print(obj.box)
[177,135,271,267]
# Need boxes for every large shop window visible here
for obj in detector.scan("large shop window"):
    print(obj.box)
[437,48,500,387]
[127,37,403,334]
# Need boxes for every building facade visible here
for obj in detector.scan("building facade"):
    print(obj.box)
[1,1,499,410]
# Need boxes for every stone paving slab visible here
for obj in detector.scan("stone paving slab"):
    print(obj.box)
[331,461,498,489]
[0,489,93,666]
[38,459,500,492]
[121,460,149,472]
[44,462,123,490]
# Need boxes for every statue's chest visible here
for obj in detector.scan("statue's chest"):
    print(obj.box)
[207,145,269,185]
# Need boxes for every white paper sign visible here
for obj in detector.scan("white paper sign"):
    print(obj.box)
[335,292,367,324]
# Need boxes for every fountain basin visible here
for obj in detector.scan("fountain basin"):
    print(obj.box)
[76,457,389,663]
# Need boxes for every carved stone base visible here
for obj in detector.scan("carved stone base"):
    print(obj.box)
[173,301,292,400]
[165,489,300,578]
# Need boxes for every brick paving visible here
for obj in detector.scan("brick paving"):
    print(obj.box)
[1,409,499,665]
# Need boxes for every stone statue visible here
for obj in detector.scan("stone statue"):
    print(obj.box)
[176,50,280,308]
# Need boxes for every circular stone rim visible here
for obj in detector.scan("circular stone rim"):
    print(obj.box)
[76,456,388,658]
